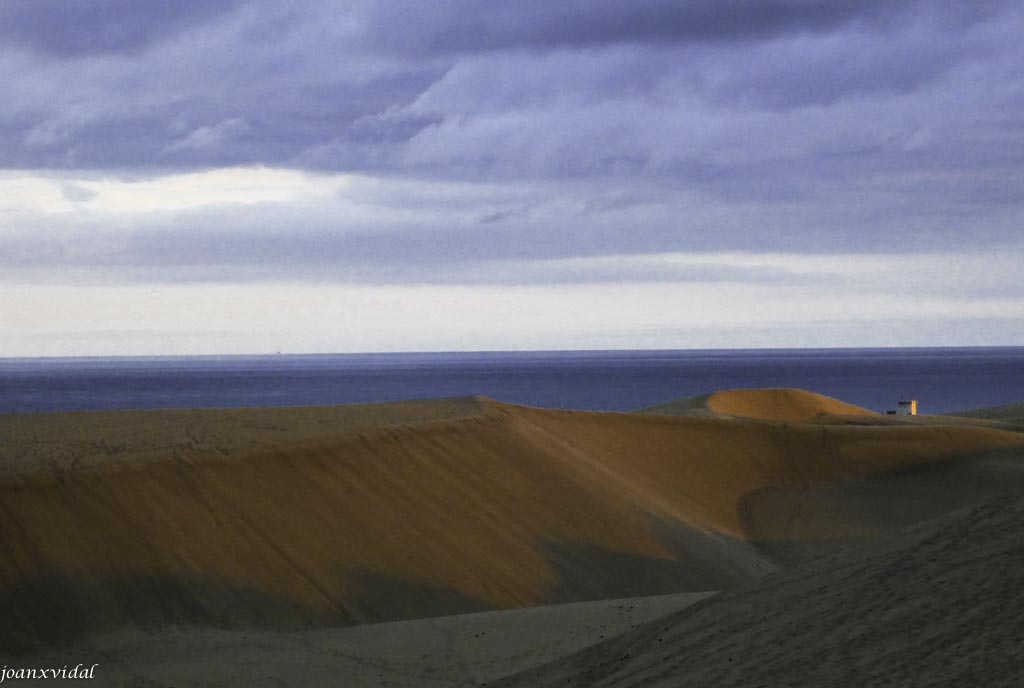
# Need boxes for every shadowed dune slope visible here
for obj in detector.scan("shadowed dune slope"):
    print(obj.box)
[946,402,1024,433]
[642,388,877,423]
[496,491,1024,688]
[19,592,716,687]
[950,401,1024,422]
[2,396,1023,650]
[737,445,1024,564]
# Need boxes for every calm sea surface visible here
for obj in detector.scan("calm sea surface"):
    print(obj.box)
[1,348,1022,415]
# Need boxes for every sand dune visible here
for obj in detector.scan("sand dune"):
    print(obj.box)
[0,396,485,479]
[946,402,1024,434]
[642,387,878,422]
[950,401,1024,422]
[3,392,1023,656]
[496,490,1024,687]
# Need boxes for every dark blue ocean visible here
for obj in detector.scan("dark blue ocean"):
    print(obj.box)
[1,348,1022,415]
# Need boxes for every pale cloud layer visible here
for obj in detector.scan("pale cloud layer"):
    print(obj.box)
[1,1,1022,354]
[6,279,1023,357]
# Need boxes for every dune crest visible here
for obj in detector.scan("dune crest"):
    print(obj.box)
[705,388,878,422]
[647,387,878,423]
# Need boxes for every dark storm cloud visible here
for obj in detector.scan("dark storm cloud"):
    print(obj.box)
[1,0,1013,172]
[361,0,920,55]
[0,0,245,57]
[2,0,1024,281]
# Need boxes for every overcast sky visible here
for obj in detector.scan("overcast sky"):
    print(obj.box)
[2,0,1023,355]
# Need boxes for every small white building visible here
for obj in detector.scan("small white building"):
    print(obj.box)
[897,399,918,415]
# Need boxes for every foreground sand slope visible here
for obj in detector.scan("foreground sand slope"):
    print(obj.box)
[496,490,1024,687]
[2,392,1022,651]
[18,592,714,687]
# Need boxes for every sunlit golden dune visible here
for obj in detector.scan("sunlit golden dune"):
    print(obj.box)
[642,387,877,422]
[3,391,1023,658]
